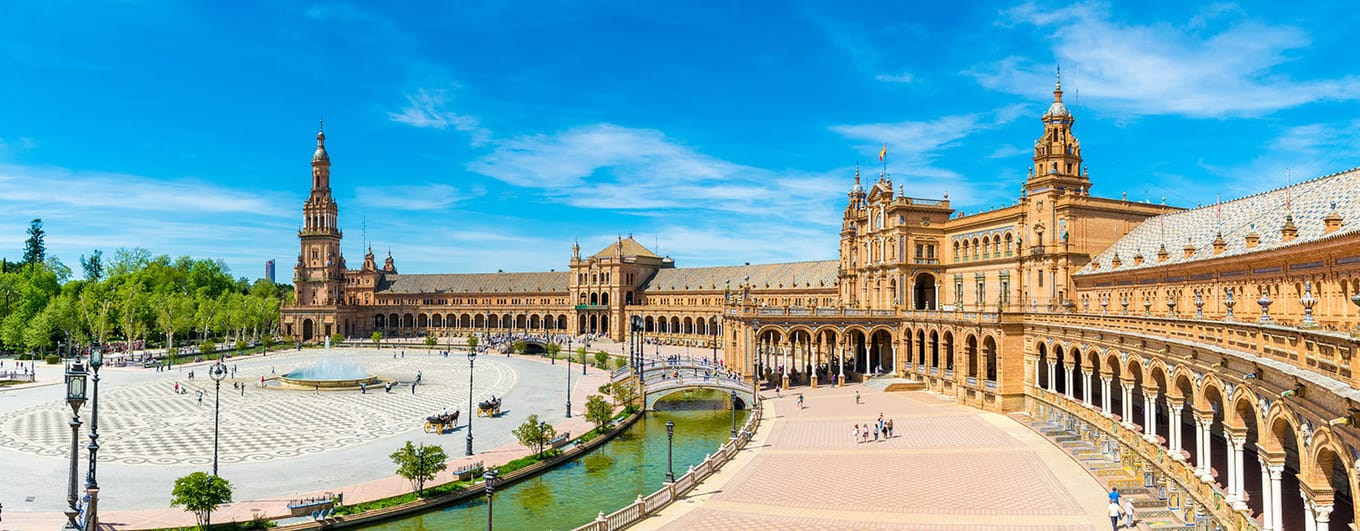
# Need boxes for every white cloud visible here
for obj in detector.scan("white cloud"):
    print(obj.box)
[971,1,1360,117]
[468,124,843,223]
[352,183,482,211]
[874,72,915,83]
[987,144,1029,159]
[0,163,289,216]
[387,88,492,145]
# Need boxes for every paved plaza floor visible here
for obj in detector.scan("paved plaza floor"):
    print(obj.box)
[0,346,608,529]
[633,384,1114,530]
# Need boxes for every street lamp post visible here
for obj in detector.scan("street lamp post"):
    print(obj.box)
[730,390,738,438]
[209,361,228,475]
[466,350,477,456]
[85,345,104,530]
[665,419,675,483]
[565,338,572,418]
[63,359,88,530]
[582,338,588,376]
[484,469,498,531]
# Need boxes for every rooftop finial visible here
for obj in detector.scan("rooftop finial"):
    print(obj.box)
[319,116,324,132]
[1053,65,1064,102]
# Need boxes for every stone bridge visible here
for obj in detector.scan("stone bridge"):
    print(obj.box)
[612,361,757,410]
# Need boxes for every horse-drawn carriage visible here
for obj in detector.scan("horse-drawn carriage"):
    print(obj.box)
[424,410,460,433]
[477,397,501,417]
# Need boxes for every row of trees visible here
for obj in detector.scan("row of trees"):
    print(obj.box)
[1,220,292,355]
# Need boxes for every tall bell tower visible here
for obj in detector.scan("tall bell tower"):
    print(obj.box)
[1026,69,1090,195]
[294,122,346,311]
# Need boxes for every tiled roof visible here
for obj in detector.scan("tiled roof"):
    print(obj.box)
[591,237,658,259]
[641,260,839,291]
[376,272,569,294]
[1080,166,1360,275]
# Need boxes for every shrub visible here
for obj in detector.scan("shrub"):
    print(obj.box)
[45,355,60,364]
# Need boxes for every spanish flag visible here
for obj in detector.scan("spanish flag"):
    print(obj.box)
[878,144,887,162]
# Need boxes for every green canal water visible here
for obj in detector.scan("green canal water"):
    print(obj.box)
[363,408,750,531]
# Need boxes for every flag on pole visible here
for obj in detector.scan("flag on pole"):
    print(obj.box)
[879,144,887,162]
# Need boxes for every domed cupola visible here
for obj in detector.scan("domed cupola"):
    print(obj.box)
[1043,75,1071,122]
[313,124,330,164]
[1025,67,1089,196]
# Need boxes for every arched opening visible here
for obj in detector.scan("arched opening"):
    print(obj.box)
[302,319,315,342]
[601,292,610,306]
[1036,343,1050,389]
[403,314,415,328]
[590,292,599,305]
[1053,346,1067,394]
[417,314,429,328]
[929,331,940,369]
[914,273,938,310]
[965,335,978,378]
[374,314,386,329]
[983,336,998,382]
[645,316,655,332]
[869,329,893,373]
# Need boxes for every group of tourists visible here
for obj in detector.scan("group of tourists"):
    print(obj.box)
[852,414,894,443]
[1106,489,1137,529]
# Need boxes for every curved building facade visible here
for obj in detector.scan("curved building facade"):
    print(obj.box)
[282,80,1360,529]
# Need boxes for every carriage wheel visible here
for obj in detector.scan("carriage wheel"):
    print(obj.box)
[424,422,435,433]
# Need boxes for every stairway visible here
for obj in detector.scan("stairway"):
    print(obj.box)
[1013,413,1195,530]
[861,377,925,392]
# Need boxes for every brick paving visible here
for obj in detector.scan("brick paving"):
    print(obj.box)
[632,384,1112,530]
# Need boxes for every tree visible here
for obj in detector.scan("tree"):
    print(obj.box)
[546,341,561,361]
[371,330,383,349]
[389,441,448,497]
[467,335,479,351]
[22,218,45,266]
[584,394,613,432]
[594,350,609,369]
[611,381,638,409]
[576,346,587,365]
[423,335,437,348]
[513,414,556,457]
[331,332,345,346]
[80,249,104,282]
[512,340,526,353]
[153,291,195,355]
[170,471,233,530]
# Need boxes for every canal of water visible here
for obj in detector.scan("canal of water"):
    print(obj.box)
[362,408,749,530]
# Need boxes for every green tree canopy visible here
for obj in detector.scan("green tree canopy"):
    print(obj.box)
[512,414,557,456]
[22,218,45,265]
[170,472,233,530]
[80,249,103,282]
[389,441,448,497]
[584,394,613,432]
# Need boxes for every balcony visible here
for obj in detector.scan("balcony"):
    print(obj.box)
[574,304,608,310]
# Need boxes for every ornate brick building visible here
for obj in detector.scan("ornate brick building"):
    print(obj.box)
[282,78,1360,528]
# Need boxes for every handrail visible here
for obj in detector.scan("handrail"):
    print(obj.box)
[1032,390,1257,530]
[572,403,764,531]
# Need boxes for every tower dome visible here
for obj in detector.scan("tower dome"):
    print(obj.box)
[313,121,329,163]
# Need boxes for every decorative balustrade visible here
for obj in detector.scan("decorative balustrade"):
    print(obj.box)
[1032,390,1256,530]
[1027,312,1358,388]
[573,403,764,531]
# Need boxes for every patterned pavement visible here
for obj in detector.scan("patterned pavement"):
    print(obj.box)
[633,384,1112,530]
[0,351,514,465]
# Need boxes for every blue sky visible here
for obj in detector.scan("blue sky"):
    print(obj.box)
[2,1,1358,280]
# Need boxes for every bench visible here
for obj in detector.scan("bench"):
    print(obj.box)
[453,461,484,481]
[549,433,571,449]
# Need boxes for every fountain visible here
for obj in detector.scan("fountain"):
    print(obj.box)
[278,338,380,390]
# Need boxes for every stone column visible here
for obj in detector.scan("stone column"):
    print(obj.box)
[1197,416,1214,481]
[1313,501,1333,528]
[1301,494,1316,531]
[1047,361,1056,392]
[1121,382,1135,426]
[1268,464,1285,531]
[1168,402,1184,458]
[1063,364,1074,399]
[1229,436,1248,509]
[782,343,790,390]
[1224,436,1240,503]
[1078,369,1090,404]
[1100,377,1112,415]
[1143,391,1158,442]
[811,340,820,388]
[837,344,845,387]
[1258,456,1274,531]
[891,345,897,377]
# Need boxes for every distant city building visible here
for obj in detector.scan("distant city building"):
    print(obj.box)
[281,78,1360,528]
[265,259,276,283]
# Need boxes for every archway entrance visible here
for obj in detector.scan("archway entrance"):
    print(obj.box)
[302,318,315,342]
[914,273,937,310]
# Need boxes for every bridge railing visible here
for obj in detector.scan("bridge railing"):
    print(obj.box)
[572,400,764,531]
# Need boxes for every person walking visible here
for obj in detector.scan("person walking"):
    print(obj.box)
[1121,498,1136,528]
[797,393,804,409]
[196,390,203,406]
[852,424,861,444]
[872,419,880,442]
[1107,499,1123,530]
[855,390,861,404]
